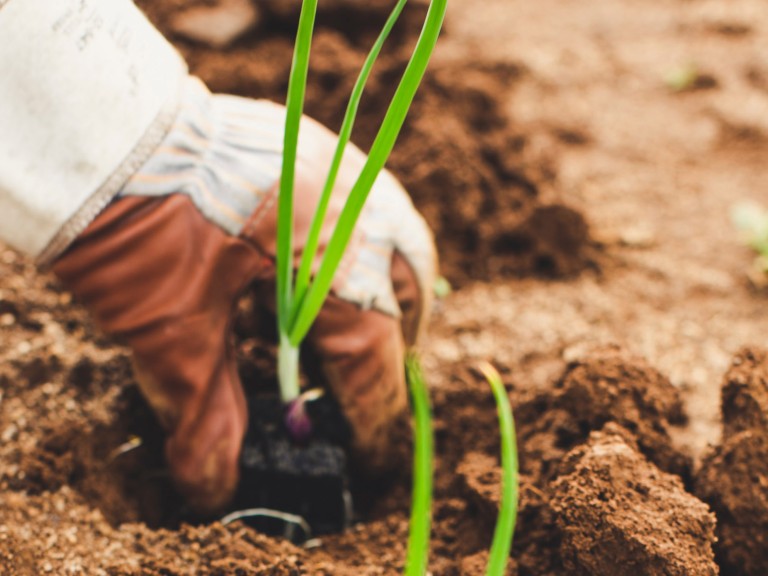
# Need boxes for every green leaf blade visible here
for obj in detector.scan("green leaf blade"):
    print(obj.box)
[289,0,448,345]
[404,355,434,576]
[293,0,409,312]
[277,0,318,337]
[276,0,319,402]
[479,362,520,576]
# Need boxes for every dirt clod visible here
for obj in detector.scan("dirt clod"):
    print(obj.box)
[696,347,768,576]
[551,425,718,576]
[517,346,691,483]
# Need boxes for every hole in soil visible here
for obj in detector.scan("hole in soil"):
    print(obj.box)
[59,285,393,533]
[71,384,181,529]
[1,348,183,530]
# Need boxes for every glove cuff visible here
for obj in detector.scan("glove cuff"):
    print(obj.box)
[0,0,186,264]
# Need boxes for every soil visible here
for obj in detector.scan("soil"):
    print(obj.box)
[551,425,717,576]
[3,0,768,574]
[695,348,768,575]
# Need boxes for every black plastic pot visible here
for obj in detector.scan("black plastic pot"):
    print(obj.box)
[230,393,353,542]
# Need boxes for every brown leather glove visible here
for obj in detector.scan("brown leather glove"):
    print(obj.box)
[52,79,436,514]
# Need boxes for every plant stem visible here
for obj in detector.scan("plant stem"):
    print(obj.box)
[276,0,318,402]
[479,362,519,576]
[278,333,301,403]
[404,355,434,576]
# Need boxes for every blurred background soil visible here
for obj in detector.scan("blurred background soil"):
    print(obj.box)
[2,0,768,574]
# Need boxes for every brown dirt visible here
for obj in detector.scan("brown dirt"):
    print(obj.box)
[695,347,768,576]
[551,424,717,576]
[4,0,768,574]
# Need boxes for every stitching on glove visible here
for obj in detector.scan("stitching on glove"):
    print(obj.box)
[38,73,186,268]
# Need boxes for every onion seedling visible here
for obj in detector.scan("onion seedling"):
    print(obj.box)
[478,362,519,576]
[404,355,434,576]
[732,201,768,288]
[276,0,448,402]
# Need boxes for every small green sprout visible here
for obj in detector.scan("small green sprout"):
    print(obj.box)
[665,63,717,92]
[433,276,452,299]
[276,0,448,402]
[665,63,701,92]
[732,201,768,288]
[478,362,519,576]
[404,355,434,576]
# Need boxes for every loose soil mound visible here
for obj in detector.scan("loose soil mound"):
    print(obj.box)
[552,425,717,576]
[515,346,691,483]
[455,350,712,576]
[696,347,768,576]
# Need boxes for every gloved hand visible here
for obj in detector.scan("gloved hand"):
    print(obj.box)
[52,78,436,514]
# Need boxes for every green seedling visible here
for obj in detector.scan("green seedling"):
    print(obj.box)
[401,358,516,576]
[433,276,452,299]
[665,63,702,92]
[276,0,448,402]
[404,355,434,576]
[478,362,519,576]
[665,62,718,93]
[732,201,768,288]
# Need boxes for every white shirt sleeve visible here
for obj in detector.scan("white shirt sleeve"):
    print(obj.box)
[0,0,186,263]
